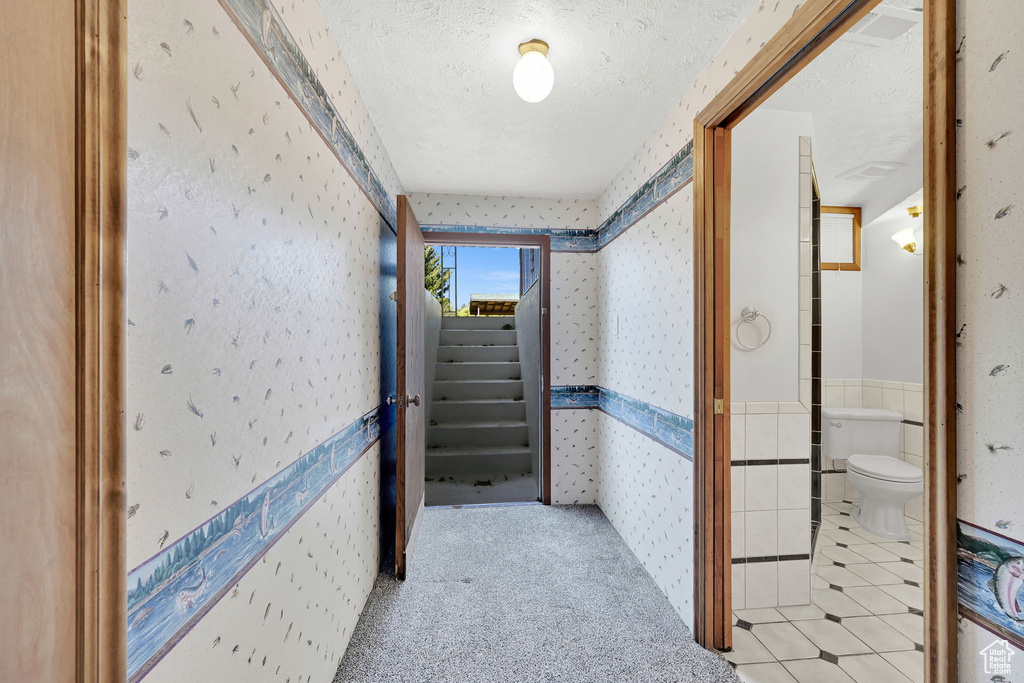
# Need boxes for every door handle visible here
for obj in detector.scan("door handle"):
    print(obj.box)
[406,394,421,407]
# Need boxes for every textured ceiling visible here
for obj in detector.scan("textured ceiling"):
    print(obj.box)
[320,0,759,198]
[762,1,924,208]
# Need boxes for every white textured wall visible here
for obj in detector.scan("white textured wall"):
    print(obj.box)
[955,0,1024,676]
[596,192,693,416]
[596,413,695,626]
[822,208,924,385]
[861,215,924,384]
[126,0,397,678]
[730,109,814,402]
[821,270,864,380]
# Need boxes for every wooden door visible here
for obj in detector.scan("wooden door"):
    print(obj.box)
[395,195,426,580]
[2,0,126,679]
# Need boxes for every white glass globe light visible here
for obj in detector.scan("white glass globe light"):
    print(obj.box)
[513,41,554,103]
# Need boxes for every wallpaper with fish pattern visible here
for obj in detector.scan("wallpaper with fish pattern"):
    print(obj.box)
[591,0,813,628]
[954,0,1024,671]
[126,0,399,678]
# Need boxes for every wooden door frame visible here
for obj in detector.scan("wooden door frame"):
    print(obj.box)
[692,1,958,681]
[422,231,553,505]
[77,0,127,678]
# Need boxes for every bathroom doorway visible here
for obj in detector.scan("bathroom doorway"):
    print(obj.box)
[421,233,552,507]
[691,0,957,679]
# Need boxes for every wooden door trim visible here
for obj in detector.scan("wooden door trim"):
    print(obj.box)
[692,1,958,679]
[922,0,958,676]
[422,231,553,505]
[76,0,127,679]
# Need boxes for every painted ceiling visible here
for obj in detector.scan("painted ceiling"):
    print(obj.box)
[763,1,924,211]
[321,0,759,198]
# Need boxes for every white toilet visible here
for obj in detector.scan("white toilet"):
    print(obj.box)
[821,407,923,540]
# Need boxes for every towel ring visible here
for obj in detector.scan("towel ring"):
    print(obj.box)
[736,306,772,350]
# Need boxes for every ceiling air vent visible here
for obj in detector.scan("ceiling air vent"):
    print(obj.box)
[836,161,907,182]
[840,6,922,47]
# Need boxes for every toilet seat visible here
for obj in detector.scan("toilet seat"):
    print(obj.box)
[847,454,923,483]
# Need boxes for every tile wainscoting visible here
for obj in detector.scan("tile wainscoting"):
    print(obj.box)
[731,402,812,610]
[729,138,817,612]
[821,379,924,522]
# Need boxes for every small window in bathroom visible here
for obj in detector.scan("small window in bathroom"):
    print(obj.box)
[820,206,861,271]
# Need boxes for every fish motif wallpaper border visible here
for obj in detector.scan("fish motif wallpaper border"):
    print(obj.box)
[594,141,694,250]
[217,0,397,229]
[417,143,694,254]
[419,224,598,253]
[551,385,694,460]
[125,408,380,682]
[957,519,1024,648]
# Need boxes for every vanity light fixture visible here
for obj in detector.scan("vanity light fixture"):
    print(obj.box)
[893,204,924,255]
[891,228,919,254]
[513,39,554,103]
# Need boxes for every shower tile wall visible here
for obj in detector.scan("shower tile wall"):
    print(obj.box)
[821,378,924,522]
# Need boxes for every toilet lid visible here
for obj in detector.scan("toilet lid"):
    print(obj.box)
[847,454,923,483]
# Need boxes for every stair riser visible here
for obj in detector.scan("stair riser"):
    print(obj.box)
[432,401,525,423]
[437,345,519,363]
[434,381,523,401]
[441,316,515,331]
[439,329,517,346]
[435,363,521,381]
[426,451,533,478]
[427,425,528,448]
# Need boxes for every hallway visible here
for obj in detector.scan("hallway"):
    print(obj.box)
[334,505,738,682]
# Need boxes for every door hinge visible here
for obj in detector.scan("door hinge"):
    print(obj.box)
[714,398,724,415]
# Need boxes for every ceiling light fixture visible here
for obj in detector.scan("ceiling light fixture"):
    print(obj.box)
[513,39,554,103]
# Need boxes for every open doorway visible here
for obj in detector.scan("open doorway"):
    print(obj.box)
[692,0,958,679]
[422,237,551,507]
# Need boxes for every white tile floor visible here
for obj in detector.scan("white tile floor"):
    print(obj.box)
[726,502,924,683]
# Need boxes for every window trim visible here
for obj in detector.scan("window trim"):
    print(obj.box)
[820,205,861,271]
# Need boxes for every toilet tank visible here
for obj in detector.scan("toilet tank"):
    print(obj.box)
[821,407,903,460]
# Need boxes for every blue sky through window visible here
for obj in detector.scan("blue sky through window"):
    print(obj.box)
[449,246,521,310]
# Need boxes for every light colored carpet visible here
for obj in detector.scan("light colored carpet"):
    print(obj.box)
[335,505,739,683]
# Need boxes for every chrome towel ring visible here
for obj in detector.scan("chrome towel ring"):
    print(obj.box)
[736,306,772,350]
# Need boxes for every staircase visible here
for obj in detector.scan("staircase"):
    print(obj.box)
[427,315,532,479]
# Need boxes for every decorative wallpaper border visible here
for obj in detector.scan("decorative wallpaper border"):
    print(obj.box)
[217,0,397,229]
[552,385,694,459]
[418,143,694,253]
[419,224,597,253]
[594,141,694,249]
[957,519,1024,648]
[126,408,381,682]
